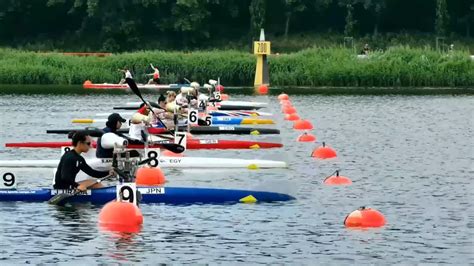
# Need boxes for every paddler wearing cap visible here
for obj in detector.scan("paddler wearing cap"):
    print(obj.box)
[129,103,154,141]
[96,113,130,159]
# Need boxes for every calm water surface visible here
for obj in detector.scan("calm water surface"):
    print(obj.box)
[0,92,472,264]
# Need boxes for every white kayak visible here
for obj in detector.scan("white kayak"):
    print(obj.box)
[125,100,268,108]
[0,157,287,169]
[95,110,274,117]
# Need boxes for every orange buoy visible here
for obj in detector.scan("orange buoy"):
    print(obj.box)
[220,93,230,101]
[323,170,352,185]
[280,101,292,108]
[311,142,337,159]
[344,207,386,228]
[216,84,225,92]
[258,84,269,94]
[284,113,300,121]
[99,201,143,232]
[297,132,316,142]
[283,106,297,114]
[277,93,289,100]
[279,99,291,105]
[293,119,313,130]
[162,150,184,157]
[136,167,166,185]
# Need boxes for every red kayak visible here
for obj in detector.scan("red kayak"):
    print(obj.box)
[5,139,282,150]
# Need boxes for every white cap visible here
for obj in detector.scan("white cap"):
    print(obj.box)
[203,84,212,89]
[209,79,217,85]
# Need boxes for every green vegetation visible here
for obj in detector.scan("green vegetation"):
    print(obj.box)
[0,47,472,87]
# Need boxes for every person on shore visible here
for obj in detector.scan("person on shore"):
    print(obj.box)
[118,67,133,84]
[54,132,113,190]
[360,44,370,55]
[147,64,160,84]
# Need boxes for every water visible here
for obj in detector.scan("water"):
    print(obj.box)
[0,92,472,264]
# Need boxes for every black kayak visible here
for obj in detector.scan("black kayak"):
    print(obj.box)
[46,126,280,137]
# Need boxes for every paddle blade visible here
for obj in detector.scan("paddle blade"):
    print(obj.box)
[125,78,144,102]
[48,193,73,206]
[162,143,185,153]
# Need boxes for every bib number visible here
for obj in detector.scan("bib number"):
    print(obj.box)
[116,183,138,206]
[146,149,160,167]
[198,99,207,112]
[205,115,212,126]
[174,132,187,150]
[0,172,16,189]
[213,91,221,101]
[188,109,198,126]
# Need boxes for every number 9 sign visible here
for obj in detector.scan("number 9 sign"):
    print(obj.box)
[116,183,138,206]
[0,172,16,189]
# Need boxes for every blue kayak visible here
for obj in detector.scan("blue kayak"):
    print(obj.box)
[0,186,295,205]
[210,117,274,125]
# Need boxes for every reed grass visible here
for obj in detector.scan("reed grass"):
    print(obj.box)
[0,47,472,87]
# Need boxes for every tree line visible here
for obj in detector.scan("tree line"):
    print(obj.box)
[0,0,472,51]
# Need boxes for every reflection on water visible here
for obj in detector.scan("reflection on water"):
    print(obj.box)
[0,93,472,263]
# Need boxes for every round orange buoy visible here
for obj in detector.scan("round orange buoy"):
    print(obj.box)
[136,167,166,185]
[293,119,313,130]
[258,84,269,94]
[284,113,300,121]
[220,93,230,101]
[344,207,386,228]
[297,132,316,142]
[162,150,184,157]
[279,99,291,106]
[283,106,297,114]
[99,201,143,232]
[323,170,352,185]
[216,84,225,92]
[311,142,337,159]
[277,93,289,100]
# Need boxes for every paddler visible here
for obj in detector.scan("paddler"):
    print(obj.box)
[152,94,175,128]
[118,67,133,84]
[96,113,132,159]
[54,132,114,190]
[129,103,153,141]
[146,63,160,84]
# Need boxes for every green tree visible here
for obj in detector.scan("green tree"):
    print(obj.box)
[344,3,356,36]
[249,0,266,37]
[435,0,449,36]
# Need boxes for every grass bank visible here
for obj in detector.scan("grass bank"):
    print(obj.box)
[0,47,472,87]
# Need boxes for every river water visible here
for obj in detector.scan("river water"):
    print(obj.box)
[0,91,472,264]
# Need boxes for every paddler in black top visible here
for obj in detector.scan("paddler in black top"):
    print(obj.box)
[54,132,112,190]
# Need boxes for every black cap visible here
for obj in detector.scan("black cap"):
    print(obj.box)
[158,94,166,103]
[108,113,126,123]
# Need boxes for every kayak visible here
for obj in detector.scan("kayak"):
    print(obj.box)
[95,110,274,117]
[5,139,283,149]
[46,126,280,136]
[122,100,267,111]
[0,186,295,204]
[83,81,189,90]
[72,117,275,126]
[0,157,287,169]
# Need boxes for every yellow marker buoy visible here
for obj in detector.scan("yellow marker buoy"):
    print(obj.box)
[240,195,257,203]
[250,130,260,135]
[254,29,270,88]
[72,119,94,124]
[249,144,260,149]
[247,164,260,170]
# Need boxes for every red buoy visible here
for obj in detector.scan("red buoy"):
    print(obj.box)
[344,207,386,228]
[284,113,300,121]
[311,142,337,159]
[279,99,291,106]
[216,84,225,92]
[99,201,143,232]
[297,132,316,142]
[283,106,297,114]
[220,93,230,101]
[136,167,166,185]
[293,119,313,130]
[323,170,352,185]
[277,93,289,100]
[258,84,269,94]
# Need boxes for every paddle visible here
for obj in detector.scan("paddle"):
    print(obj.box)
[125,77,168,130]
[48,174,116,206]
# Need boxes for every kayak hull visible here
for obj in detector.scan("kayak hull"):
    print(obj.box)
[0,157,287,169]
[0,186,295,204]
[5,139,283,149]
[84,82,188,90]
